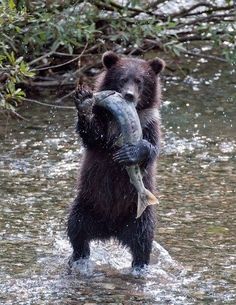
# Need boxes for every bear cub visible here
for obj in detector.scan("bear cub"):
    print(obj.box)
[68,51,165,269]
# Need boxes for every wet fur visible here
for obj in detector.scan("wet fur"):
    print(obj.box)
[68,52,164,268]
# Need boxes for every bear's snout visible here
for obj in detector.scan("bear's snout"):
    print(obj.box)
[124,90,135,102]
[122,83,139,104]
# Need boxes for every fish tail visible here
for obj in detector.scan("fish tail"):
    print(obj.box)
[136,189,159,219]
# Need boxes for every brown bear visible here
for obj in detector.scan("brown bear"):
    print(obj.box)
[68,51,165,269]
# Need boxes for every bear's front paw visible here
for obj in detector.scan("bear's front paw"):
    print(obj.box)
[113,140,151,166]
[113,143,137,165]
[74,85,94,115]
[75,85,93,102]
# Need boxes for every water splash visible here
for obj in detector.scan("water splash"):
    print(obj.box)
[64,238,184,282]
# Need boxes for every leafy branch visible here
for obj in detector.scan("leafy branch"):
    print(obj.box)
[0,0,235,116]
[0,51,35,113]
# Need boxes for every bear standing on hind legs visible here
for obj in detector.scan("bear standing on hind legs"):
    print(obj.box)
[68,51,165,269]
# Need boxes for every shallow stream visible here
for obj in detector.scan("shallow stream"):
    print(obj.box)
[0,59,235,304]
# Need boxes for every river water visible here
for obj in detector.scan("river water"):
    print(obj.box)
[0,59,235,304]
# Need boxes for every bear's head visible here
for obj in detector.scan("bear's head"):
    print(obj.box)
[98,51,165,109]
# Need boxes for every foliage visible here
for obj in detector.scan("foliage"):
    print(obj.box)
[0,0,235,115]
[208,22,236,64]
[0,51,35,112]
[0,1,100,58]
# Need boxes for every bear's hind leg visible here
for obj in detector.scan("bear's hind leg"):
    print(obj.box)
[130,239,152,269]
[68,233,90,265]
[67,208,91,266]
[117,208,155,269]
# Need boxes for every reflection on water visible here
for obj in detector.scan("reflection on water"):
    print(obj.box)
[0,61,235,304]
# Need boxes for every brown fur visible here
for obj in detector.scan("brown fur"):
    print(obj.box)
[67,52,165,268]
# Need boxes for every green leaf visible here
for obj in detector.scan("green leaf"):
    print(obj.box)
[14,88,25,97]
[9,0,16,10]
[7,81,15,94]
[6,51,16,65]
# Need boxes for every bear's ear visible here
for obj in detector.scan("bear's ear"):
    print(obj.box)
[148,58,165,74]
[102,51,119,69]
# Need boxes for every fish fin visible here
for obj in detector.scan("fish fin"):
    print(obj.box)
[136,189,159,219]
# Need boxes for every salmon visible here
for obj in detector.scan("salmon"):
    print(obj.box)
[93,90,159,218]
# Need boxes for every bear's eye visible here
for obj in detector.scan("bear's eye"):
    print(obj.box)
[120,78,128,85]
[134,78,142,85]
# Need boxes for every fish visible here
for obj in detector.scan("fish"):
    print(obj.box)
[93,90,159,218]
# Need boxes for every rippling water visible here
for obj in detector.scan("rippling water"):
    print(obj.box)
[0,60,235,304]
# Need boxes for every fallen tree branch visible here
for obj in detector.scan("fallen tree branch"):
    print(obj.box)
[29,50,55,66]
[35,54,81,71]
[173,1,214,17]
[23,79,75,87]
[185,5,235,17]
[172,2,234,18]
[28,43,60,66]
[93,0,143,14]
[145,0,169,9]
[55,90,75,104]
[92,0,166,20]
[177,13,235,27]
[177,35,211,43]
[53,52,82,57]
[0,109,28,120]
[182,50,228,62]
[23,97,74,109]
[34,42,88,71]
